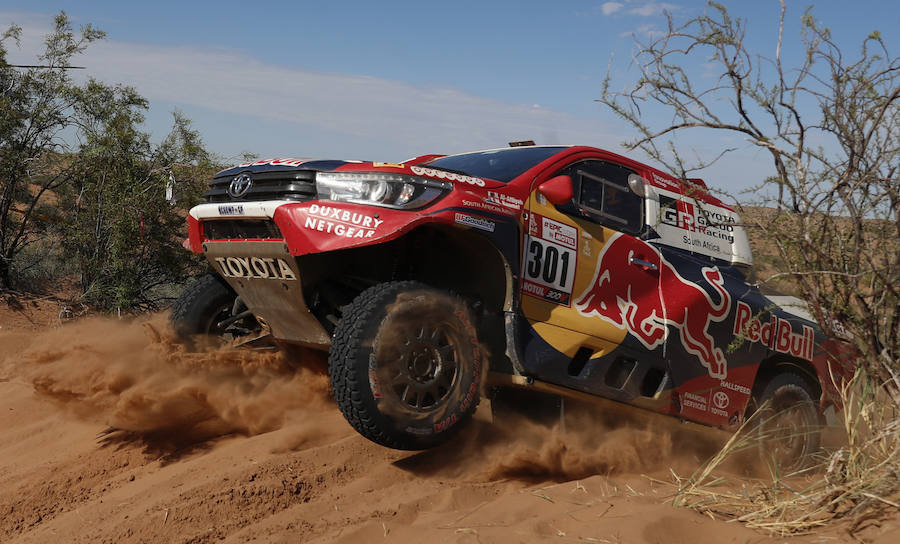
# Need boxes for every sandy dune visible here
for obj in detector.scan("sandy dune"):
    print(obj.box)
[1,312,896,543]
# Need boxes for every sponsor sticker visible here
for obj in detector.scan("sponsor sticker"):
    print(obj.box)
[719,380,751,395]
[304,203,385,239]
[522,214,577,307]
[713,391,729,409]
[682,392,708,412]
[217,205,244,216]
[710,391,730,417]
[454,213,495,232]
[484,191,524,211]
[650,172,681,190]
[732,301,815,362]
[461,199,519,217]
[573,232,732,379]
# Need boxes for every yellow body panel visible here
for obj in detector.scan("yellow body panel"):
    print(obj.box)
[528,320,621,359]
[521,192,629,351]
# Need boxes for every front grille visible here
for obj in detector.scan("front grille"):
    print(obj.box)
[204,170,317,202]
[203,219,283,240]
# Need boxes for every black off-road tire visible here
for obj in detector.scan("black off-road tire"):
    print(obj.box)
[329,281,484,450]
[754,371,822,471]
[170,273,258,349]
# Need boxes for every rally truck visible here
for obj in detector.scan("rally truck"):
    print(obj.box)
[172,145,852,464]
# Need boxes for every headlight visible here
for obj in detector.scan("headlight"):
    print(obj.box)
[315,172,451,209]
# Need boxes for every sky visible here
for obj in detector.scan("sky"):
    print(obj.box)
[2,0,897,198]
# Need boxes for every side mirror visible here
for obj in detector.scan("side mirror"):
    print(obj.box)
[537,175,573,205]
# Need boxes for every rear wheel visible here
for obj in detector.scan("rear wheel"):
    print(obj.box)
[754,371,822,471]
[170,273,261,349]
[329,281,484,450]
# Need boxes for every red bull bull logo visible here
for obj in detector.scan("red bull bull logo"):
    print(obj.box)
[574,233,732,379]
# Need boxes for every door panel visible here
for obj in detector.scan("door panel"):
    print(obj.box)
[521,158,658,364]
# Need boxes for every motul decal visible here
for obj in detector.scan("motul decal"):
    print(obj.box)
[213,257,297,281]
[574,232,732,379]
[522,214,577,307]
[732,301,815,361]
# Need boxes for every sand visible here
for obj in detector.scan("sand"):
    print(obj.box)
[1,299,897,543]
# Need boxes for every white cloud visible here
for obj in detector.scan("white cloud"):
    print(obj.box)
[3,11,621,160]
[628,2,680,17]
[601,2,625,16]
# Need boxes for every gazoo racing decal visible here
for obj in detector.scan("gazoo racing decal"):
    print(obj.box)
[454,213,495,232]
[410,166,486,187]
[522,214,577,306]
[213,256,297,281]
[659,194,736,248]
[304,203,385,238]
[574,232,732,379]
[732,301,815,361]
[652,187,741,262]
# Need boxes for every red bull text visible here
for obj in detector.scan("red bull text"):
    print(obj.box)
[732,301,815,362]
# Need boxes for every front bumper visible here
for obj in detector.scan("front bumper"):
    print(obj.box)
[202,240,331,348]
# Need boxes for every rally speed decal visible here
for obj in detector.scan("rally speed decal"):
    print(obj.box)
[522,214,577,306]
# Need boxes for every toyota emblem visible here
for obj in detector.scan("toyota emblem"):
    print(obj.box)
[713,391,729,410]
[228,173,253,198]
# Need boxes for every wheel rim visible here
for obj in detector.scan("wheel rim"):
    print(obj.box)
[383,324,461,411]
[204,297,260,342]
[762,389,816,463]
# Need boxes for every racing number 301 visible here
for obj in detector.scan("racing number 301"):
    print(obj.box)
[527,239,571,288]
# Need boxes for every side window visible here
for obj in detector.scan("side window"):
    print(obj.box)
[566,161,643,234]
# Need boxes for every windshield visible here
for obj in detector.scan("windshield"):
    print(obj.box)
[425,146,569,183]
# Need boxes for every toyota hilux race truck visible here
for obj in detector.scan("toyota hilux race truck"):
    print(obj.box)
[173,145,852,464]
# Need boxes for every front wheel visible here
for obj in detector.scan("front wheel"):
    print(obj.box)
[329,281,484,450]
[170,273,261,349]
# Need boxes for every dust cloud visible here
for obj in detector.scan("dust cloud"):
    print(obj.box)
[18,315,333,442]
[391,406,724,484]
[11,312,724,483]
[483,421,676,481]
